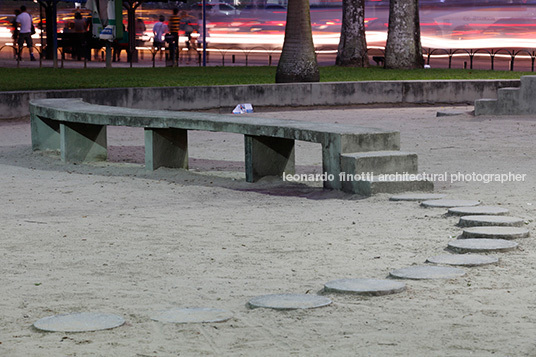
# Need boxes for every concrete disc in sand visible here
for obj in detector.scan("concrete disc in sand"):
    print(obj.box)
[389,265,465,280]
[421,199,481,208]
[389,193,447,202]
[324,278,406,296]
[458,215,524,227]
[448,206,509,216]
[462,226,529,239]
[151,308,233,324]
[33,312,125,332]
[247,294,332,310]
[448,238,518,253]
[426,254,499,266]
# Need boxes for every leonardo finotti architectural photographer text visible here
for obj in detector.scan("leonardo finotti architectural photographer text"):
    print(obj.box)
[282,172,527,184]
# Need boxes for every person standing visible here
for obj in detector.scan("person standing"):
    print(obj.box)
[73,12,88,60]
[11,9,21,60]
[196,13,210,63]
[180,10,195,49]
[113,24,128,62]
[16,5,36,61]
[135,18,146,59]
[152,15,168,60]
[168,8,181,65]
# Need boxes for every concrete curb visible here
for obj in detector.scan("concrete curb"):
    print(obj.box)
[1,79,519,119]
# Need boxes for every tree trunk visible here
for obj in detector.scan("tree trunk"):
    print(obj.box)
[336,0,369,67]
[43,2,55,60]
[275,0,319,83]
[127,4,136,62]
[384,0,424,69]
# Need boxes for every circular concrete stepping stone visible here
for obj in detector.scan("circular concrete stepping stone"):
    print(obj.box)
[389,193,447,202]
[426,254,499,267]
[247,294,332,310]
[448,238,518,253]
[448,206,509,216]
[458,215,524,227]
[462,226,530,239]
[389,265,465,280]
[421,199,481,208]
[151,308,233,324]
[33,312,125,332]
[323,278,406,296]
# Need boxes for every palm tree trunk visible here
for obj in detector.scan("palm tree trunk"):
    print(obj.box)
[275,0,319,83]
[336,0,369,67]
[384,0,424,69]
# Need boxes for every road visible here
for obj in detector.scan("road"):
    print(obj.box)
[2,2,536,70]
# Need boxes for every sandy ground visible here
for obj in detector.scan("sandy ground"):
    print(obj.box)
[1,105,535,356]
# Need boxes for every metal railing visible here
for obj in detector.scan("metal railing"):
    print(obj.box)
[423,47,536,71]
[3,43,536,71]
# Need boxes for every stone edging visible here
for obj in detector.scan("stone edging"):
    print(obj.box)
[1,79,520,119]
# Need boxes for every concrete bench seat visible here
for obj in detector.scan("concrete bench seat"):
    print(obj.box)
[29,98,432,195]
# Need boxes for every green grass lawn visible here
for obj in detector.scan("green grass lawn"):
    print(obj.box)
[0,66,531,91]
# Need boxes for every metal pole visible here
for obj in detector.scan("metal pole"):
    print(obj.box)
[106,42,112,68]
[52,0,58,68]
[202,0,206,67]
[39,3,44,55]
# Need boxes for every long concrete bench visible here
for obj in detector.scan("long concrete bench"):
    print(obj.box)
[29,98,432,195]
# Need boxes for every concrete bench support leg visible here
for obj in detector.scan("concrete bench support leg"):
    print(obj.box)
[144,128,188,171]
[60,122,107,163]
[30,115,60,151]
[244,135,295,182]
[322,136,342,191]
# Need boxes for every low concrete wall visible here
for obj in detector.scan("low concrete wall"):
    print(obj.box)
[0,79,520,119]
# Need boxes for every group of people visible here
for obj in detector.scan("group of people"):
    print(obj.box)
[62,12,133,62]
[10,5,36,61]
[62,11,93,61]
[152,9,205,64]
[9,5,207,64]
[11,6,92,62]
